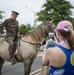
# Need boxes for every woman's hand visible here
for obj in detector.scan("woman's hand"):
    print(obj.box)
[54,36,59,45]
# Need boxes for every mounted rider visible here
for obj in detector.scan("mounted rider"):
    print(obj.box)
[0,11,20,65]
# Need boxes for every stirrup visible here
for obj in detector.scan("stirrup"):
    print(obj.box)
[11,58,17,65]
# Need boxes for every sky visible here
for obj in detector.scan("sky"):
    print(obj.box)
[0,0,74,26]
[0,0,46,26]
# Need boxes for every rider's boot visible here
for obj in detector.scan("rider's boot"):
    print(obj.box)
[9,47,17,65]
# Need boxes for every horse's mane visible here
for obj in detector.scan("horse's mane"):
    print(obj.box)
[28,25,45,43]
[22,21,52,43]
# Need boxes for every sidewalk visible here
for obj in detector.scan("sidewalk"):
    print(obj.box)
[3,61,11,66]
[38,51,43,56]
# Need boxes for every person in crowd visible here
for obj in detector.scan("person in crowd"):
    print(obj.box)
[42,20,74,75]
[0,11,20,65]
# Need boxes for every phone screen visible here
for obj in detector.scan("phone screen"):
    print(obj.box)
[49,33,55,40]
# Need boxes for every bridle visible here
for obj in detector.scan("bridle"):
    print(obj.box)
[48,20,55,32]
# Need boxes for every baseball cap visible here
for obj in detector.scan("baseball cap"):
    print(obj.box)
[55,20,73,31]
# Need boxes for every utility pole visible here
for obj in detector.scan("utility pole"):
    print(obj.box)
[25,6,36,27]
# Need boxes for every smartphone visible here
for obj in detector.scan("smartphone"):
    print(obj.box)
[48,33,55,40]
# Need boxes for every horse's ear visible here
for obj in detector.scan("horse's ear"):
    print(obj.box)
[49,19,54,24]
[44,20,54,25]
[49,20,55,28]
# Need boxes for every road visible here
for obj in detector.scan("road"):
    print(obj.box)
[2,56,42,75]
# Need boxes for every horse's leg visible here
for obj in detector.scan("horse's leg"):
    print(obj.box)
[0,57,5,75]
[24,59,30,75]
[24,58,35,75]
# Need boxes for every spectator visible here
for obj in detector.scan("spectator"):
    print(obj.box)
[42,20,74,75]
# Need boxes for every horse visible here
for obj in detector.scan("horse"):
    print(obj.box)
[0,20,55,75]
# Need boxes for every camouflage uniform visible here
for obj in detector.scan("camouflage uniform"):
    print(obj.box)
[0,17,19,64]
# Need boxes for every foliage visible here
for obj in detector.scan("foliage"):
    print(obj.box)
[36,0,74,26]
[19,24,26,35]
[26,23,32,32]
[19,24,33,35]
[0,10,5,20]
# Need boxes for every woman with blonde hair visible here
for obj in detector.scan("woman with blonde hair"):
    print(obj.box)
[42,20,74,75]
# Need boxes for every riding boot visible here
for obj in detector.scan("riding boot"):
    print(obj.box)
[8,47,17,65]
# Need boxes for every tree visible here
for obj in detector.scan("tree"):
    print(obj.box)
[19,24,27,35]
[36,0,74,26]
[26,23,32,32]
[19,24,33,35]
[0,10,5,20]
[0,10,5,34]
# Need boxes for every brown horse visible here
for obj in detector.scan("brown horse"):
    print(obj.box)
[0,20,55,75]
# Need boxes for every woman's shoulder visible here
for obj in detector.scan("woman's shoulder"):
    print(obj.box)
[47,46,65,58]
[45,47,61,62]
[48,46,59,51]
[72,51,74,57]
[46,46,59,54]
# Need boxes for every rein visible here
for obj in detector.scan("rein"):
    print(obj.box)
[20,39,41,46]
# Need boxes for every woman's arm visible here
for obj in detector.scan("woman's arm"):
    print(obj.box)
[42,50,49,66]
[54,36,59,45]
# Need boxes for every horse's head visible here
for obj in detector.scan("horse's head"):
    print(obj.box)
[41,20,55,37]
[22,20,55,43]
